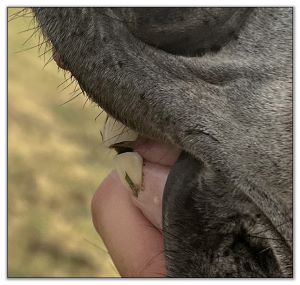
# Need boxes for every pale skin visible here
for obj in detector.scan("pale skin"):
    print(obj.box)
[91,141,180,277]
[91,171,166,277]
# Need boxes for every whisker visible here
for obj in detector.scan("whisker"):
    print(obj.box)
[8,10,33,22]
[22,26,40,46]
[18,25,39,34]
[37,33,44,53]
[42,55,54,69]
[72,81,79,93]
[111,118,118,129]
[59,92,82,106]
[57,76,72,89]
[9,14,34,22]
[9,8,27,19]
[113,122,127,133]
[69,87,80,95]
[99,130,104,142]
[39,46,52,59]
[82,97,89,109]
[58,78,76,93]
[94,109,105,121]
[103,113,109,128]
[15,10,33,17]
[14,40,49,54]
[102,126,130,144]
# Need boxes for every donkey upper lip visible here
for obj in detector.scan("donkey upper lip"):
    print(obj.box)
[132,137,181,167]
[111,138,181,167]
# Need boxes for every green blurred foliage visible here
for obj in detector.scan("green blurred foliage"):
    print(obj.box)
[8,8,119,277]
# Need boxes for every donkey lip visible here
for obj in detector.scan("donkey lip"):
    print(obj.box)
[132,137,181,167]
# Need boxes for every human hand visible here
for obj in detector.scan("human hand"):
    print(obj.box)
[91,169,166,277]
[91,139,181,277]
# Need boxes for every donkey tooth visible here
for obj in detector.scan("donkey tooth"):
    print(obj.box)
[114,152,143,197]
[103,117,138,147]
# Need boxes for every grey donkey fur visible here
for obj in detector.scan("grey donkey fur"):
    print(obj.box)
[32,8,293,277]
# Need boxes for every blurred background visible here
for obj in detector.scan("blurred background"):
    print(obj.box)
[8,8,119,277]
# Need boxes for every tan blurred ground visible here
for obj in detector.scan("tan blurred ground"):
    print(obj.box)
[8,8,119,277]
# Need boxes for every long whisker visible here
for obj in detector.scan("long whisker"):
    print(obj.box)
[59,92,82,106]
[94,109,105,121]
[9,8,27,19]
[42,55,54,69]
[8,10,33,22]
[58,78,76,93]
[57,75,72,89]
[82,97,89,109]
[14,40,49,54]
[38,46,52,58]
[22,26,40,46]
[18,25,39,34]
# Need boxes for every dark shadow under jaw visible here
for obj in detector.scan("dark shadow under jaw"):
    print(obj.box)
[163,152,292,277]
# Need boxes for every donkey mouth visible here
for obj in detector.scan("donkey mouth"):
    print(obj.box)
[102,118,181,230]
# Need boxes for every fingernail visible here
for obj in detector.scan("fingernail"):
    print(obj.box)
[113,152,143,197]
[103,117,138,148]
